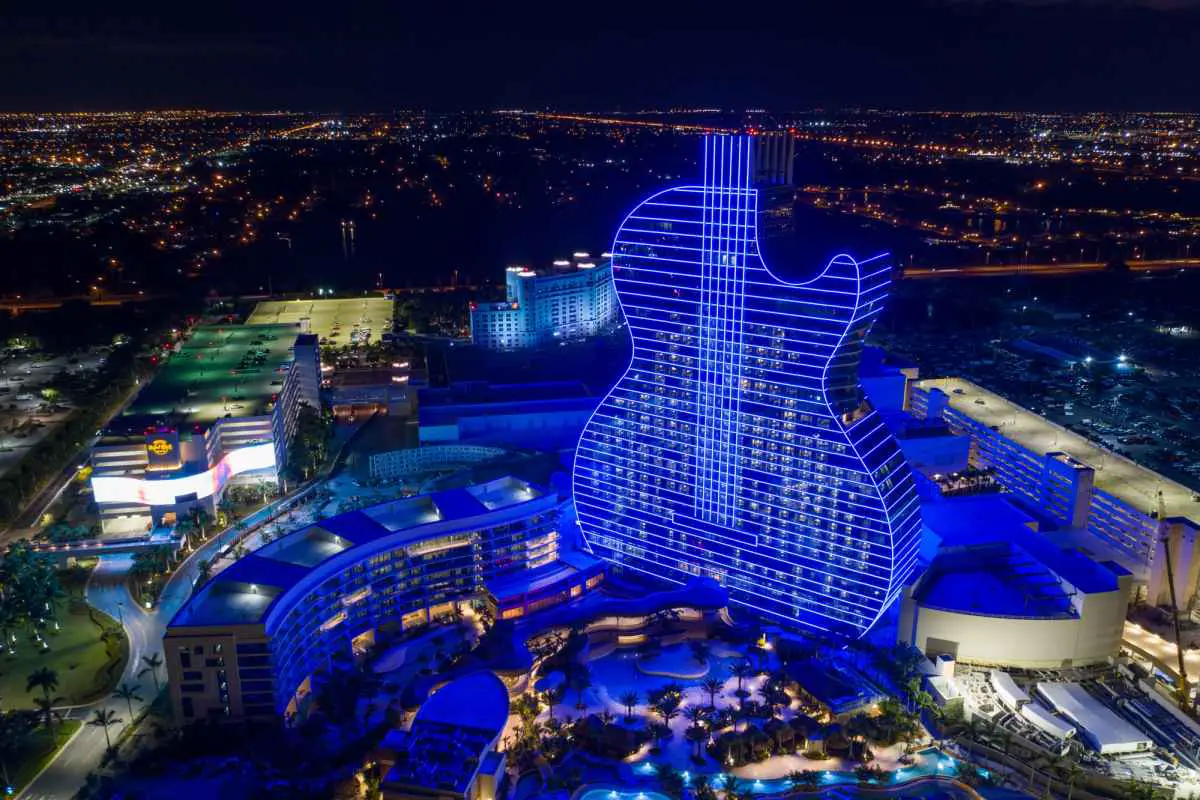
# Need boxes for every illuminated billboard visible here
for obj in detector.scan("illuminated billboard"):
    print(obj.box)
[92,442,276,506]
[145,428,182,471]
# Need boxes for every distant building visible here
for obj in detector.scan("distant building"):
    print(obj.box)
[367,444,507,482]
[325,362,417,420]
[162,475,603,723]
[246,296,396,347]
[90,324,320,534]
[469,256,618,349]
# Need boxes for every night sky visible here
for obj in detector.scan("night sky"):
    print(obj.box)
[2,0,1199,111]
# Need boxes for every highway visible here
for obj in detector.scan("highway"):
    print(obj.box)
[904,257,1200,279]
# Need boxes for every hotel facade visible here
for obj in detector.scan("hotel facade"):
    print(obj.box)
[470,256,618,349]
[912,377,1200,611]
[574,135,923,637]
[163,476,602,723]
[90,325,320,534]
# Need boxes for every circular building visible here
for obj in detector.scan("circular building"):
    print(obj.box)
[900,529,1133,669]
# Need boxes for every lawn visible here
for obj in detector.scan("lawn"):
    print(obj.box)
[6,718,82,795]
[0,600,128,710]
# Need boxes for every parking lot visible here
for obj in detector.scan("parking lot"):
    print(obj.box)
[0,346,108,479]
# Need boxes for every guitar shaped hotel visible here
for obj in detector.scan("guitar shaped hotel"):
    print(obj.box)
[574,134,922,637]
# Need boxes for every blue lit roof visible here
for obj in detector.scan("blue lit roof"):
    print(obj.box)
[167,475,554,629]
[923,494,1119,594]
[414,670,509,736]
[915,495,1123,618]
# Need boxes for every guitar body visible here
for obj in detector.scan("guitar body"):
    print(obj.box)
[574,135,921,637]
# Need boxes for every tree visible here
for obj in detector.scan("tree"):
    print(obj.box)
[904,676,923,712]
[26,667,60,733]
[567,662,591,710]
[1064,757,1083,800]
[139,653,163,693]
[653,695,681,730]
[618,689,640,722]
[114,683,143,722]
[0,710,37,788]
[88,708,122,752]
[658,765,686,798]
[544,686,565,723]
[684,706,709,758]
[789,770,821,791]
[689,639,710,666]
[286,403,329,481]
[692,774,717,800]
[728,660,753,694]
[701,676,724,709]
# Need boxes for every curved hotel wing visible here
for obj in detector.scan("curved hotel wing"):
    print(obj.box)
[573,135,922,637]
[162,476,598,722]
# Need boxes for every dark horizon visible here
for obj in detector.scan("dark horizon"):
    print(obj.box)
[3,0,1200,113]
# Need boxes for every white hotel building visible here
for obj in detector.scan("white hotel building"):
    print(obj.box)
[469,255,618,350]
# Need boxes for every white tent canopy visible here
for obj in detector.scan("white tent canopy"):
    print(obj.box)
[1021,702,1076,741]
[990,670,1030,710]
[1037,682,1152,755]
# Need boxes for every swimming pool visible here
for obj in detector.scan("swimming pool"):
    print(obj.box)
[624,748,972,796]
[577,790,672,800]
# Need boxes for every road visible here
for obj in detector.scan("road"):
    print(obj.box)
[19,557,163,800]
[17,485,320,799]
[904,257,1200,280]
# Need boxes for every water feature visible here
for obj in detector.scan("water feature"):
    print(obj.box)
[623,748,975,797]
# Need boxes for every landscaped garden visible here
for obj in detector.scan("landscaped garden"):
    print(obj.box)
[495,615,987,800]
[0,545,127,709]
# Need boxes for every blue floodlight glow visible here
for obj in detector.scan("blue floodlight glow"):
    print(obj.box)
[573,134,922,636]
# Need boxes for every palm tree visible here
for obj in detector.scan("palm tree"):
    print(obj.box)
[654,696,681,729]
[701,676,724,709]
[114,683,143,722]
[139,653,164,693]
[26,667,59,732]
[723,777,753,800]
[692,774,716,800]
[789,769,821,791]
[569,666,592,710]
[88,708,122,752]
[684,705,709,758]
[1063,757,1083,800]
[618,689,640,721]
[0,712,28,787]
[544,685,565,723]
[689,639,710,665]
[728,660,753,693]
[32,696,63,739]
